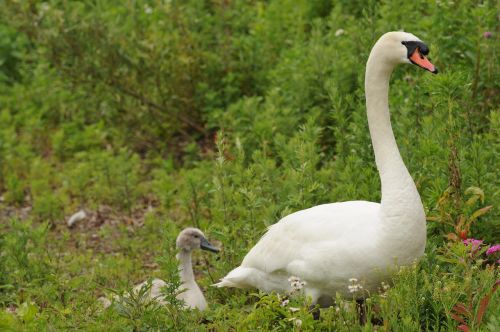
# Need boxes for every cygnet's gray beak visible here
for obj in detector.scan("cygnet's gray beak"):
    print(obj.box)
[200,237,219,253]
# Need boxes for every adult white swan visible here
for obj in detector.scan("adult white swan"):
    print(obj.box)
[215,32,437,307]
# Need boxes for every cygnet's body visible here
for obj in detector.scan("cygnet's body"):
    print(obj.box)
[101,228,218,311]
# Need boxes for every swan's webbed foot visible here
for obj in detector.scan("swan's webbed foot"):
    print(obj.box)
[370,304,384,325]
[356,299,366,325]
[308,304,320,320]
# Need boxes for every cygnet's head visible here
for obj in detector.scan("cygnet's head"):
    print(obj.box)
[176,227,219,253]
[373,31,438,74]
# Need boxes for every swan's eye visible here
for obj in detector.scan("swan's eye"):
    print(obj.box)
[402,40,430,58]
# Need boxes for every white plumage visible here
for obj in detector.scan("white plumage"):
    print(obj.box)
[216,31,436,304]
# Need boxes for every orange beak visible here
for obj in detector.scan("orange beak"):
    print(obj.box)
[410,48,438,74]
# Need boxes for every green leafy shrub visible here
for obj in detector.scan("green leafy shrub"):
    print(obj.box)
[0,0,498,330]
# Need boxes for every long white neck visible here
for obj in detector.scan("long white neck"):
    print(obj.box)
[365,52,414,199]
[365,43,426,258]
[177,250,195,283]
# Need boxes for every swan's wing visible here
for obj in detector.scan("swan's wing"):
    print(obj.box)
[241,201,380,275]
[132,278,168,300]
[177,280,208,310]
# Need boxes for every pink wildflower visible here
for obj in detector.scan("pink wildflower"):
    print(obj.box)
[463,238,482,247]
[463,238,483,253]
[486,244,500,255]
[483,31,492,39]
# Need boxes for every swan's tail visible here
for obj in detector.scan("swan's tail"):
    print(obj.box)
[213,267,288,293]
[213,267,257,289]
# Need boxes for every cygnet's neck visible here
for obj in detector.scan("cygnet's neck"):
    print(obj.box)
[176,249,194,283]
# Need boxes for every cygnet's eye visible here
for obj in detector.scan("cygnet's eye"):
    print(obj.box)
[193,234,199,238]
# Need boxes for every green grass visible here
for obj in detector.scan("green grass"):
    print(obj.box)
[0,0,499,331]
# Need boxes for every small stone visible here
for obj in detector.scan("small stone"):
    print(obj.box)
[67,210,87,227]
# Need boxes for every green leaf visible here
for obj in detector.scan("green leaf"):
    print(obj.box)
[17,302,38,323]
[464,187,485,205]
[470,206,493,221]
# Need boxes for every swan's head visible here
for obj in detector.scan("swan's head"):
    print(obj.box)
[375,31,438,74]
[176,227,220,253]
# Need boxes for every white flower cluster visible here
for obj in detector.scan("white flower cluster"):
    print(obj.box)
[335,29,345,37]
[347,278,363,293]
[285,316,303,327]
[144,5,153,14]
[378,281,390,297]
[288,276,307,291]
[289,318,302,328]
